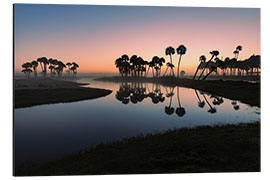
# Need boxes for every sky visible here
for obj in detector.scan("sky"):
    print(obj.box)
[14,4,260,74]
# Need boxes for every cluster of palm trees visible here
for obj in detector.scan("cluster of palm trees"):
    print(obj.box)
[115,45,260,80]
[115,54,165,78]
[114,45,187,78]
[193,46,261,80]
[21,57,79,78]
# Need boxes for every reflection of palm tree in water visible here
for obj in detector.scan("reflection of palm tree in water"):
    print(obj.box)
[194,89,205,108]
[130,83,147,104]
[175,87,186,117]
[164,86,175,115]
[115,82,131,104]
[202,93,217,114]
[149,83,165,104]
[231,101,240,110]
[210,95,224,105]
[115,82,165,105]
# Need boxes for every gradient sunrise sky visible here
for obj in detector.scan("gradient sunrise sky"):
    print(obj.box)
[14,4,260,74]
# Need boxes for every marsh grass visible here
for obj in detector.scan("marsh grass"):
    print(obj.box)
[16,122,260,176]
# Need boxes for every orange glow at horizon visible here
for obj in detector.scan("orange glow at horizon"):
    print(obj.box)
[14,5,260,75]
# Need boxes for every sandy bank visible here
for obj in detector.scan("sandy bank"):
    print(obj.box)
[14,78,112,108]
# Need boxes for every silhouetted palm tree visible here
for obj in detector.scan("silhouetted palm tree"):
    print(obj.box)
[49,65,55,76]
[141,59,148,77]
[176,45,187,78]
[37,57,48,77]
[121,54,130,76]
[129,55,138,77]
[158,57,165,77]
[202,57,225,80]
[163,62,174,77]
[31,60,38,77]
[193,55,206,80]
[48,58,54,76]
[198,50,219,80]
[137,56,144,77]
[22,69,33,78]
[37,57,44,74]
[66,62,72,76]
[180,70,185,77]
[152,56,159,77]
[235,45,242,59]
[202,65,217,80]
[70,62,79,77]
[21,62,33,78]
[233,50,239,60]
[147,60,156,77]
[165,46,175,77]
[122,54,129,62]
[115,57,124,76]
[57,61,66,76]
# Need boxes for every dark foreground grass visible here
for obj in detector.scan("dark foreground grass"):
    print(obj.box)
[95,76,260,107]
[16,122,260,176]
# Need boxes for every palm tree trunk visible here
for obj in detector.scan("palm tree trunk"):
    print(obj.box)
[193,62,202,80]
[43,64,47,77]
[169,96,173,107]
[177,55,182,78]
[170,55,175,77]
[202,69,215,80]
[194,90,202,103]
[177,87,181,108]
[146,66,150,77]
[202,94,212,109]
[33,67,37,77]
[198,56,214,80]
[163,66,169,77]
[171,67,175,77]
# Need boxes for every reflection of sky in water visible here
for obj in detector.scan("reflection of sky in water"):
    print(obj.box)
[14,78,260,166]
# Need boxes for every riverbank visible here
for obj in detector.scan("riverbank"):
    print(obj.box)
[95,76,260,107]
[16,122,260,176]
[14,78,112,108]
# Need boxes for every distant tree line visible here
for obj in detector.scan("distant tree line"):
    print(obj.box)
[21,57,79,78]
[115,45,260,80]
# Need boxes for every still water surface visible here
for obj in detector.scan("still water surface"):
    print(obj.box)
[14,78,260,167]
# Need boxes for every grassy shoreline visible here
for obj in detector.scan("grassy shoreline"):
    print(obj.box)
[94,76,260,107]
[16,122,260,176]
[14,78,112,108]
[14,76,260,176]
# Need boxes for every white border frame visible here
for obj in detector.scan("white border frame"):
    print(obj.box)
[1,0,269,179]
